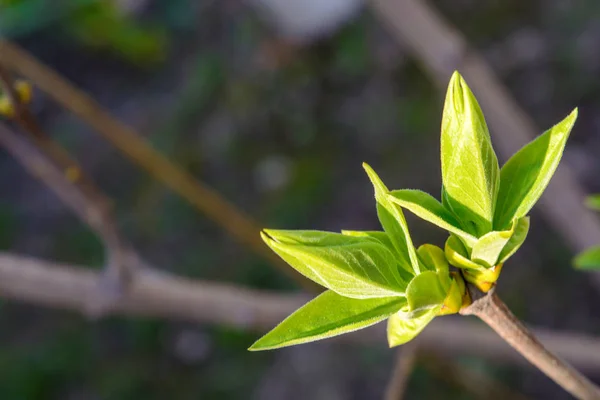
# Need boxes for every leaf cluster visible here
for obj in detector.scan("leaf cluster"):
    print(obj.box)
[251,72,577,351]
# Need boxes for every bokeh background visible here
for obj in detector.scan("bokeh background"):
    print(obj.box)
[1,0,600,399]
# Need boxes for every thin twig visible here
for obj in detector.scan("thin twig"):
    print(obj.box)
[1,252,600,371]
[0,120,130,314]
[461,288,600,400]
[384,341,419,400]
[0,39,317,292]
[419,351,532,400]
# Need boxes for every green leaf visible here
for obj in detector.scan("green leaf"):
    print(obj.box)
[444,235,484,271]
[441,71,499,236]
[416,244,449,273]
[249,290,405,350]
[387,190,477,248]
[585,195,600,211]
[262,230,407,298]
[341,230,414,283]
[574,246,600,270]
[439,275,466,315]
[363,163,419,274]
[341,230,392,249]
[494,109,578,230]
[406,271,448,316]
[416,244,452,297]
[387,305,441,347]
[471,229,513,268]
[497,217,530,264]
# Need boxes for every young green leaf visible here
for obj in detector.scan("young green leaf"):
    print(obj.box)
[416,244,450,276]
[441,71,499,236]
[574,246,600,270]
[497,217,530,264]
[387,305,442,347]
[462,264,503,293]
[363,163,419,274]
[494,109,578,230]
[439,274,466,315]
[341,230,414,284]
[585,195,600,211]
[249,290,406,351]
[444,235,484,271]
[341,230,393,249]
[387,190,477,248]
[262,230,406,298]
[405,271,448,316]
[470,228,513,268]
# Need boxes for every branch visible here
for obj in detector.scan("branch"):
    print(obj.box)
[461,288,600,399]
[1,251,600,371]
[0,67,131,308]
[369,0,600,259]
[0,39,317,292]
[384,342,418,400]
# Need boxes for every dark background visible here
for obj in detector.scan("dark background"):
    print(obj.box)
[0,0,599,398]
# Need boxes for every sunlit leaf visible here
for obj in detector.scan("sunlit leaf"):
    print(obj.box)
[574,246,600,270]
[341,230,392,249]
[406,271,447,316]
[444,235,483,271]
[497,217,530,264]
[262,230,407,298]
[387,190,477,248]
[249,290,405,350]
[439,275,466,315]
[494,109,578,230]
[462,264,503,293]
[471,228,513,268]
[341,230,414,283]
[416,244,449,273]
[363,163,419,274]
[387,305,441,347]
[441,72,499,236]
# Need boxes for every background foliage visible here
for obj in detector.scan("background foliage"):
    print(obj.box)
[0,0,599,398]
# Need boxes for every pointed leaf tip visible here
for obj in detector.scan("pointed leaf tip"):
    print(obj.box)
[441,70,499,236]
[362,163,420,274]
[260,230,407,298]
[250,290,405,351]
[494,108,578,229]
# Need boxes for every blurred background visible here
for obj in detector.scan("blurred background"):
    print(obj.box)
[0,0,599,399]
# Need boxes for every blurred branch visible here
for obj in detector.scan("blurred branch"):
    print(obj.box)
[0,70,131,311]
[384,342,418,400]
[369,0,600,261]
[0,251,600,370]
[0,39,317,292]
[420,352,532,400]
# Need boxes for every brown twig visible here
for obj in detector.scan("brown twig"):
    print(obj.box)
[0,119,130,314]
[1,251,600,371]
[384,341,419,400]
[0,39,317,292]
[461,288,600,400]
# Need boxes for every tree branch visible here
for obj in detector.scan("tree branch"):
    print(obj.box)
[0,66,131,308]
[0,39,317,292]
[461,288,600,399]
[0,251,600,371]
